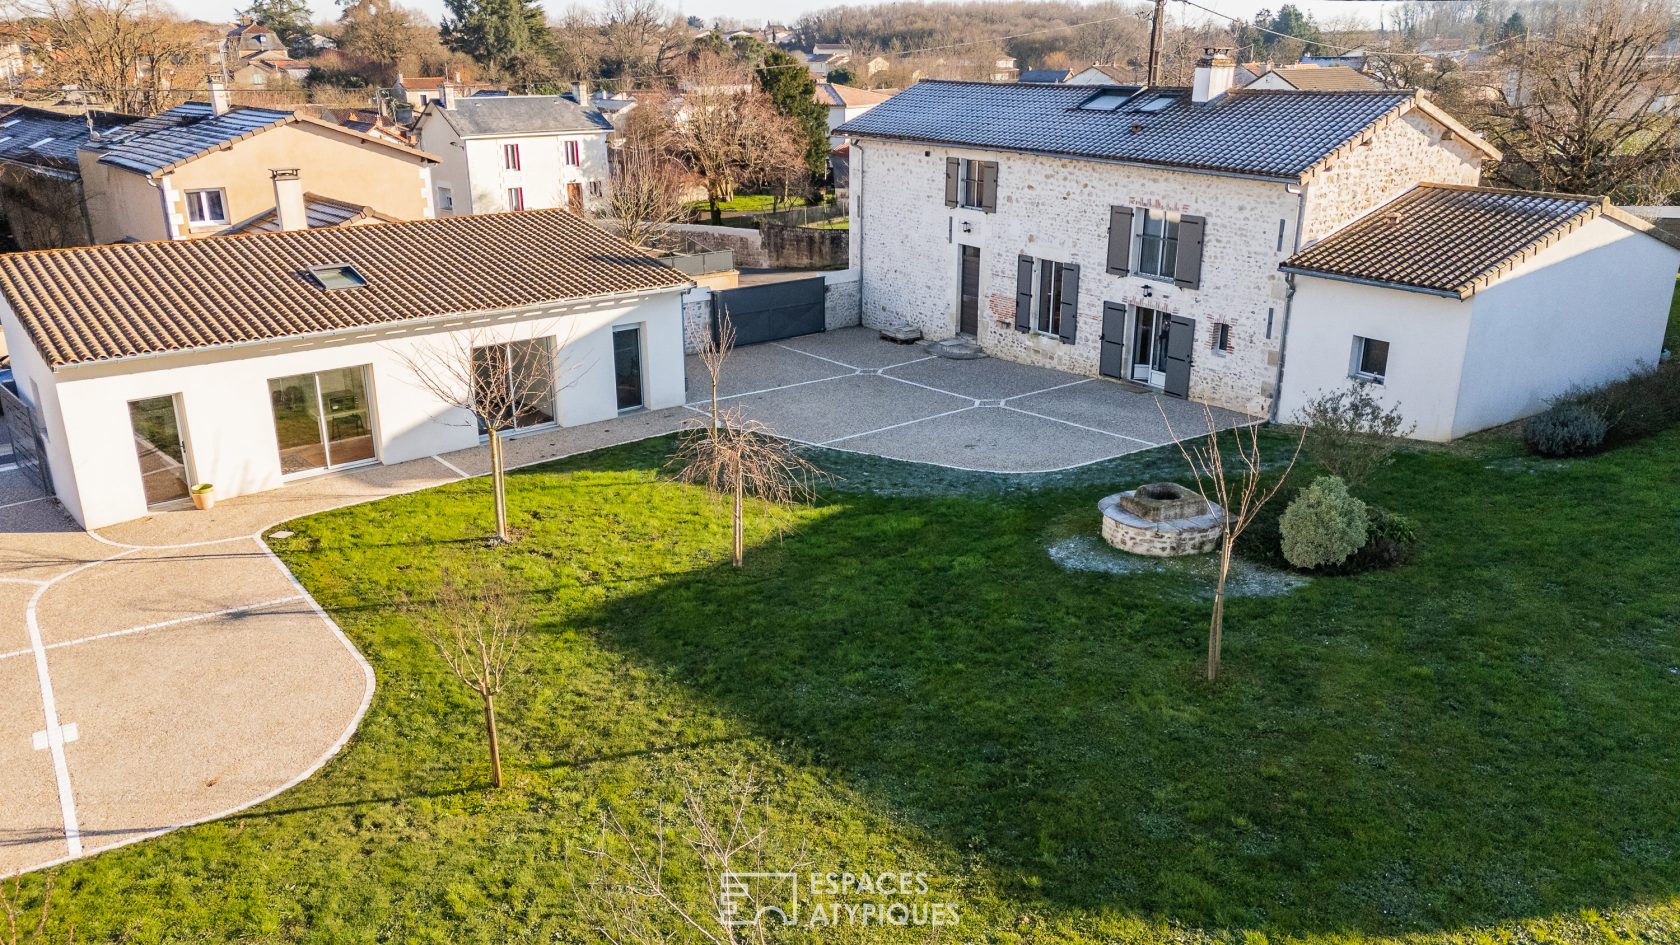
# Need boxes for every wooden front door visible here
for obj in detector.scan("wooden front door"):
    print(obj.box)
[958,244,981,336]
[566,182,585,214]
[1163,315,1196,399]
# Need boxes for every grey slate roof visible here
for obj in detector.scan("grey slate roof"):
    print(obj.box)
[428,94,612,137]
[836,80,1422,179]
[93,102,292,175]
[1018,69,1072,83]
[1279,184,1667,298]
[0,105,140,178]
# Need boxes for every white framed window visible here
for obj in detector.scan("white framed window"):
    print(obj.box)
[184,188,228,225]
[588,179,602,197]
[1351,335,1389,383]
[471,337,557,435]
[502,142,520,170]
[436,185,454,216]
[507,187,524,211]
[1136,209,1179,279]
[1027,258,1074,337]
[565,140,581,165]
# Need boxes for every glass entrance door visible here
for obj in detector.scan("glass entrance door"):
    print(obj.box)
[268,367,376,476]
[613,326,644,411]
[1130,307,1169,388]
[128,395,191,507]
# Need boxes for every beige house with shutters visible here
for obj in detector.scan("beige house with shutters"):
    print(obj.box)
[839,49,1503,417]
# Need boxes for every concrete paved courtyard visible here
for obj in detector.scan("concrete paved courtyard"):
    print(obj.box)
[686,327,1254,472]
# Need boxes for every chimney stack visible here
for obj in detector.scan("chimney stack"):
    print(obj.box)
[270,168,306,232]
[571,79,590,104]
[208,76,232,116]
[1191,47,1235,104]
[439,81,456,110]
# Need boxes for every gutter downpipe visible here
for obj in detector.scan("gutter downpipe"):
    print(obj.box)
[1270,179,1309,423]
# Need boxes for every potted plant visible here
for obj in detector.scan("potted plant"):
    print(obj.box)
[191,483,215,511]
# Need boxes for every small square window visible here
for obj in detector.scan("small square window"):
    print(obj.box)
[184,188,227,225]
[306,264,368,290]
[1352,335,1389,382]
[1214,322,1231,352]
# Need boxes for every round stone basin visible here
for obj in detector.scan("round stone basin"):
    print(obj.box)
[1098,485,1225,557]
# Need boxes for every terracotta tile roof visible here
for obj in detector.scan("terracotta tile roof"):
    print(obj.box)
[814,83,895,107]
[1280,184,1680,298]
[1261,65,1383,91]
[0,210,690,368]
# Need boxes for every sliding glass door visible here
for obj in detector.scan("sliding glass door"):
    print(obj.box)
[268,366,376,476]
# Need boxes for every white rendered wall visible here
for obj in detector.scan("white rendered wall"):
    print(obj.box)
[460,132,610,213]
[1274,277,1472,442]
[1454,216,1680,437]
[28,291,684,528]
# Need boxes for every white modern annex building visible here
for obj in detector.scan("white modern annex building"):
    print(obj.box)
[1277,185,1680,440]
[0,211,690,528]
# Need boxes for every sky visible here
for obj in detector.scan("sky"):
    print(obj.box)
[182,0,1385,43]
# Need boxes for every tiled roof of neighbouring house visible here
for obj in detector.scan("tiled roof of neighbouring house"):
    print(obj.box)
[427,94,613,137]
[814,83,895,108]
[0,105,141,178]
[89,101,437,177]
[836,80,1488,179]
[1018,69,1072,83]
[0,210,690,368]
[1280,184,1678,298]
[223,193,401,234]
[1258,65,1384,91]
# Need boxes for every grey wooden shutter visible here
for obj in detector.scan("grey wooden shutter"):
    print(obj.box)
[944,157,960,208]
[980,161,999,212]
[1174,214,1206,289]
[1056,263,1079,344]
[1107,206,1133,275]
[1014,255,1034,332]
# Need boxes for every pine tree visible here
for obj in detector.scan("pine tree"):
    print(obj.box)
[441,0,555,82]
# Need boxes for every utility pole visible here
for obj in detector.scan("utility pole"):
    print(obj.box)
[1146,0,1166,86]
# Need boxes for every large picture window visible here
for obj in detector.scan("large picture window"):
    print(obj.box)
[268,367,376,476]
[472,338,557,435]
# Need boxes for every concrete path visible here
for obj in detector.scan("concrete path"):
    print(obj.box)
[687,327,1253,473]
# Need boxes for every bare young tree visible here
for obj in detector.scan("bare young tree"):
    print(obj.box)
[393,326,573,543]
[580,778,793,945]
[692,308,734,438]
[663,53,806,225]
[1488,0,1680,198]
[1158,405,1305,682]
[417,574,528,789]
[600,109,694,249]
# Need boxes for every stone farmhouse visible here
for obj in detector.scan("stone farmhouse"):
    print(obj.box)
[838,49,1680,435]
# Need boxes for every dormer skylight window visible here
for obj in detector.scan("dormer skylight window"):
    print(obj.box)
[29,136,52,148]
[1079,91,1130,111]
[0,119,18,128]
[1135,95,1175,113]
[305,264,368,290]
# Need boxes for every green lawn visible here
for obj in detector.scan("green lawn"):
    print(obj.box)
[18,427,1680,943]
[690,193,816,214]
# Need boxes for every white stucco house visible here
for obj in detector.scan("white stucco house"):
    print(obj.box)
[836,48,1680,435]
[814,83,895,149]
[1276,185,1680,440]
[0,211,691,528]
[415,90,612,218]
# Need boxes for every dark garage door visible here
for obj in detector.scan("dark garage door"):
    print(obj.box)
[713,276,827,347]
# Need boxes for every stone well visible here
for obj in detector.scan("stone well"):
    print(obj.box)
[1098,482,1225,557]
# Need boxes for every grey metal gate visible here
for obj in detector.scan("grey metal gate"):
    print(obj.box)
[713,276,827,346]
[0,383,51,492]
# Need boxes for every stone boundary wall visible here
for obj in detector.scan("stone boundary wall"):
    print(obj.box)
[762,223,848,269]
[824,269,862,331]
[670,223,768,268]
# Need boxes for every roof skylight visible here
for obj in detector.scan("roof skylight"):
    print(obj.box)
[1135,95,1175,113]
[305,264,368,290]
[1079,91,1130,111]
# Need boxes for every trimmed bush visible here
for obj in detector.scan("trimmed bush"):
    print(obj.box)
[1523,403,1610,458]
[1280,476,1369,570]
[1322,506,1416,574]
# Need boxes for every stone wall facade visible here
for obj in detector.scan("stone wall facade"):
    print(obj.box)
[824,270,862,330]
[849,102,1488,417]
[682,288,713,354]
[762,223,848,269]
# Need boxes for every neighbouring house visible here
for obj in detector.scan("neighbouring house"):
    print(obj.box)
[863,56,891,77]
[415,87,612,217]
[227,51,311,87]
[0,210,693,528]
[990,56,1020,82]
[1019,68,1074,84]
[1067,63,1136,85]
[837,48,1502,418]
[1276,185,1680,440]
[0,105,141,249]
[224,18,285,57]
[223,176,402,235]
[396,73,451,109]
[1245,65,1383,91]
[76,80,439,245]
[802,46,852,79]
[814,83,894,148]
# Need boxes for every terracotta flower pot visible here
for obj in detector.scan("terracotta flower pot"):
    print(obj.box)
[191,486,215,511]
